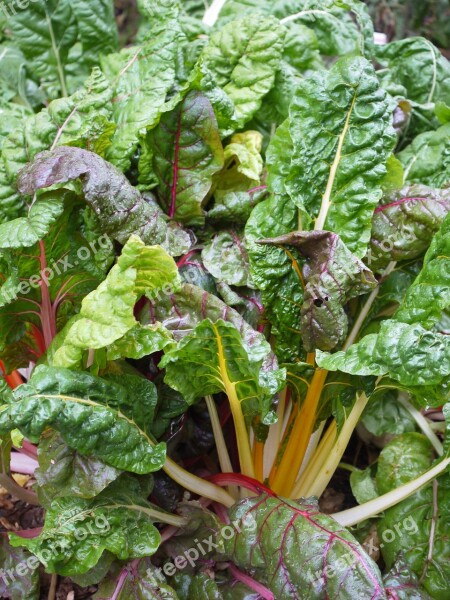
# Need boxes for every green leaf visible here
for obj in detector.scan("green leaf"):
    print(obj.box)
[383,560,432,600]
[220,131,264,187]
[368,184,450,272]
[350,465,379,504]
[224,493,386,599]
[51,235,179,368]
[160,319,284,426]
[374,433,450,599]
[395,212,450,327]
[9,475,161,576]
[7,0,117,98]
[35,431,121,507]
[317,321,450,393]
[107,323,173,361]
[102,19,184,171]
[149,90,224,225]
[246,194,305,362]
[16,146,179,253]
[287,55,396,256]
[397,123,450,188]
[260,231,376,351]
[0,365,166,474]
[361,392,416,437]
[94,559,179,599]
[200,15,286,128]
[0,198,64,249]
[202,231,254,288]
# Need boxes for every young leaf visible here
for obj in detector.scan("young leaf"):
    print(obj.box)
[149,90,224,225]
[260,231,376,351]
[200,15,286,128]
[16,146,178,252]
[9,476,162,576]
[224,494,386,599]
[287,55,396,256]
[0,365,166,474]
[51,235,179,368]
[0,198,64,249]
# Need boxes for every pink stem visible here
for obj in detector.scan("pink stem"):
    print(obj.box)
[207,473,275,497]
[38,241,56,349]
[228,563,274,600]
[10,452,38,475]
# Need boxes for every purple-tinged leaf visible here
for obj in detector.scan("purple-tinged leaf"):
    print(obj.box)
[223,494,386,600]
[149,91,224,226]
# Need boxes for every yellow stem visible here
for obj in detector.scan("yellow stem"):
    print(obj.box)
[253,440,264,482]
[268,401,298,485]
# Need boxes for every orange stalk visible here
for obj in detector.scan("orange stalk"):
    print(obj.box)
[270,367,328,496]
[253,440,264,482]
[0,360,23,389]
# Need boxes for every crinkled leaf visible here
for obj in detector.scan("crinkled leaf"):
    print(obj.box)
[361,392,416,437]
[200,15,285,129]
[102,19,184,171]
[202,231,254,288]
[149,90,224,225]
[35,431,121,507]
[0,365,166,474]
[51,235,179,368]
[260,231,376,351]
[17,146,179,253]
[160,319,284,425]
[7,0,117,98]
[375,434,450,599]
[368,184,450,271]
[219,131,263,188]
[224,494,386,599]
[287,55,396,256]
[383,560,432,600]
[0,198,64,249]
[395,212,450,327]
[397,123,450,188]
[107,323,173,361]
[9,475,161,576]
[317,321,450,395]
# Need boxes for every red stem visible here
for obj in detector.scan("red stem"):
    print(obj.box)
[228,563,274,600]
[38,241,57,349]
[206,473,275,497]
[0,360,23,389]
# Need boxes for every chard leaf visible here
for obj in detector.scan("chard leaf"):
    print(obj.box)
[9,475,161,576]
[287,55,396,256]
[7,0,117,98]
[149,282,273,366]
[202,231,254,288]
[160,319,285,425]
[0,198,64,249]
[94,559,179,599]
[317,321,450,393]
[395,212,450,327]
[0,365,166,474]
[149,90,224,225]
[260,231,376,351]
[102,19,184,171]
[200,15,286,128]
[224,494,386,599]
[0,537,40,600]
[374,434,450,599]
[368,184,450,271]
[51,235,179,368]
[220,131,264,188]
[246,194,305,362]
[16,146,177,252]
[383,560,432,600]
[35,431,121,507]
[107,323,173,361]
[207,188,268,225]
[397,123,450,187]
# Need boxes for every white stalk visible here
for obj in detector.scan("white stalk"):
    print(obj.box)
[203,0,227,26]
[397,393,443,456]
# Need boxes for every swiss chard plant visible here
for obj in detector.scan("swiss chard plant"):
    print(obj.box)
[0,0,449,598]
